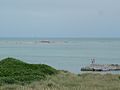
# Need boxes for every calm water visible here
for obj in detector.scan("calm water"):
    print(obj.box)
[0,38,120,74]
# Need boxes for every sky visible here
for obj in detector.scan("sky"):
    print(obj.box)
[0,0,120,38]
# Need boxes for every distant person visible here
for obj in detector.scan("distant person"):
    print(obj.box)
[91,58,95,64]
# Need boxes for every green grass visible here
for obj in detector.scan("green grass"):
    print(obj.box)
[0,58,120,90]
[0,71,120,90]
[0,57,57,85]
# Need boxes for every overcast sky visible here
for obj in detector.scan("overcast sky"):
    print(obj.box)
[0,0,120,38]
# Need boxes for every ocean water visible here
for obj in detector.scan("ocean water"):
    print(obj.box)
[0,38,120,74]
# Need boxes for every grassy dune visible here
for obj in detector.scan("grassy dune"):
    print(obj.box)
[0,57,57,85]
[0,58,120,90]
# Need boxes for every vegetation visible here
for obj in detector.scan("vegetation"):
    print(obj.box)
[0,58,120,90]
[0,57,57,85]
[0,71,120,90]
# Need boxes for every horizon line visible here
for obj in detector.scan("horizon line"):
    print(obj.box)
[0,37,120,39]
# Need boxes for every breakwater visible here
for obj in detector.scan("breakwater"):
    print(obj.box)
[81,64,120,71]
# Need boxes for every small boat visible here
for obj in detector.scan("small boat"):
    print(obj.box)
[40,40,50,43]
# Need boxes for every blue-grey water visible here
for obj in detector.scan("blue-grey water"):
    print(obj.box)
[0,38,120,74]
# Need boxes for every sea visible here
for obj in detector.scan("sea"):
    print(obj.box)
[0,38,120,74]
